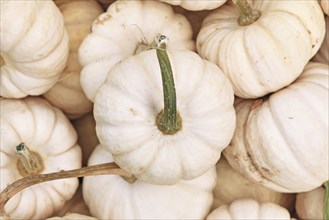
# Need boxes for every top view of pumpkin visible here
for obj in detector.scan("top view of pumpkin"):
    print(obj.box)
[0,0,69,98]
[197,0,325,98]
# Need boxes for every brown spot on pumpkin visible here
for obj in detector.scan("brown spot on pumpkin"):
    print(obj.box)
[130,108,138,116]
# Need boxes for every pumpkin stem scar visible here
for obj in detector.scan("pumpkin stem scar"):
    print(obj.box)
[155,34,182,135]
[324,181,329,220]
[16,143,44,176]
[232,0,261,26]
[0,162,131,214]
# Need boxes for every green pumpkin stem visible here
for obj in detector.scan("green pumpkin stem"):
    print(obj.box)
[232,0,261,26]
[324,180,329,220]
[155,34,182,135]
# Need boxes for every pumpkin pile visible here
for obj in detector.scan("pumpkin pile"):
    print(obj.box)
[0,0,328,219]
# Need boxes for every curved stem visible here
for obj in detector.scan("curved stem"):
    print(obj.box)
[155,34,181,135]
[232,0,261,26]
[0,162,130,214]
[324,181,329,220]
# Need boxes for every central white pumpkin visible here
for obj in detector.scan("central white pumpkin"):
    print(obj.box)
[93,49,235,184]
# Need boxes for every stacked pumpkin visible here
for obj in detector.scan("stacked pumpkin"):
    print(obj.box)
[0,0,328,219]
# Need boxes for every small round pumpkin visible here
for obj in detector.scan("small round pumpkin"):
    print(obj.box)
[197,0,325,98]
[207,199,291,219]
[0,0,69,98]
[78,0,194,102]
[224,62,329,193]
[94,48,235,184]
[83,145,217,219]
[43,0,103,119]
[0,97,82,219]
[159,0,227,11]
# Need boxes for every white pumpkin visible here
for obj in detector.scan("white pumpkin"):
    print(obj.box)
[159,0,227,11]
[52,185,91,217]
[224,62,329,193]
[295,186,325,220]
[197,0,325,98]
[43,0,103,119]
[93,47,235,184]
[207,199,291,219]
[79,0,194,102]
[0,0,69,98]
[47,213,96,220]
[83,145,216,219]
[213,157,296,212]
[0,97,82,219]
[313,15,328,64]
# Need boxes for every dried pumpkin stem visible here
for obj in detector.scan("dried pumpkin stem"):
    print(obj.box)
[232,0,261,26]
[324,181,329,220]
[155,34,182,135]
[0,162,131,214]
[16,143,44,175]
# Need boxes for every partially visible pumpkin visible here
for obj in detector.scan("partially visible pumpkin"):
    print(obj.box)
[213,157,296,212]
[295,186,325,220]
[0,0,69,98]
[159,0,227,11]
[47,213,96,220]
[83,145,217,219]
[43,0,103,119]
[321,0,329,15]
[79,0,194,102]
[224,62,329,193]
[71,113,99,166]
[52,184,91,217]
[313,15,328,64]
[207,199,291,219]
[0,97,82,219]
[197,0,325,98]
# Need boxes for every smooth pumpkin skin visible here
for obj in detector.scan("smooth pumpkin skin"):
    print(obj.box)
[213,157,296,212]
[0,0,69,98]
[83,145,216,219]
[197,0,325,98]
[94,49,235,184]
[313,15,328,64]
[159,0,227,11]
[79,0,194,102]
[0,97,82,219]
[43,0,103,119]
[224,62,329,193]
[295,186,324,220]
[207,199,291,219]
